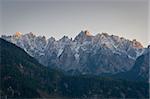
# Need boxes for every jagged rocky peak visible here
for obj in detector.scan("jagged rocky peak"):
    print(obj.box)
[35,35,47,45]
[29,32,34,35]
[99,32,110,40]
[132,39,143,48]
[23,32,37,39]
[59,35,71,42]
[36,35,47,40]
[76,30,92,37]
[25,32,36,37]
[79,30,93,36]
[14,32,22,37]
[95,32,115,40]
[74,30,93,42]
[101,32,109,36]
[84,30,92,36]
[47,37,56,43]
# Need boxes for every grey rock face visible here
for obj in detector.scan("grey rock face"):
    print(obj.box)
[114,47,149,82]
[1,31,145,75]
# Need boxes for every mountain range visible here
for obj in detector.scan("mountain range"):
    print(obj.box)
[1,31,147,76]
[0,38,149,98]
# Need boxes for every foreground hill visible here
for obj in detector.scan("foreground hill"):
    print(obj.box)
[0,38,62,98]
[0,38,149,98]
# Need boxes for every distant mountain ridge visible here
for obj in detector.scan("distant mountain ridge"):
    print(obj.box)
[1,31,145,75]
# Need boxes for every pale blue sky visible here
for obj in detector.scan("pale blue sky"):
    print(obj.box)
[1,0,149,46]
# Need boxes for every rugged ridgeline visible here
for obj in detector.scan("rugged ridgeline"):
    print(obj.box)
[1,31,145,75]
[0,38,149,98]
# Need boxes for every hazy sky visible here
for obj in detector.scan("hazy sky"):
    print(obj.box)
[1,0,149,46]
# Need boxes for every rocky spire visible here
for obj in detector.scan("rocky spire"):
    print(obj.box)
[84,30,92,36]
[74,30,93,42]
[14,32,22,37]
[132,39,143,48]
